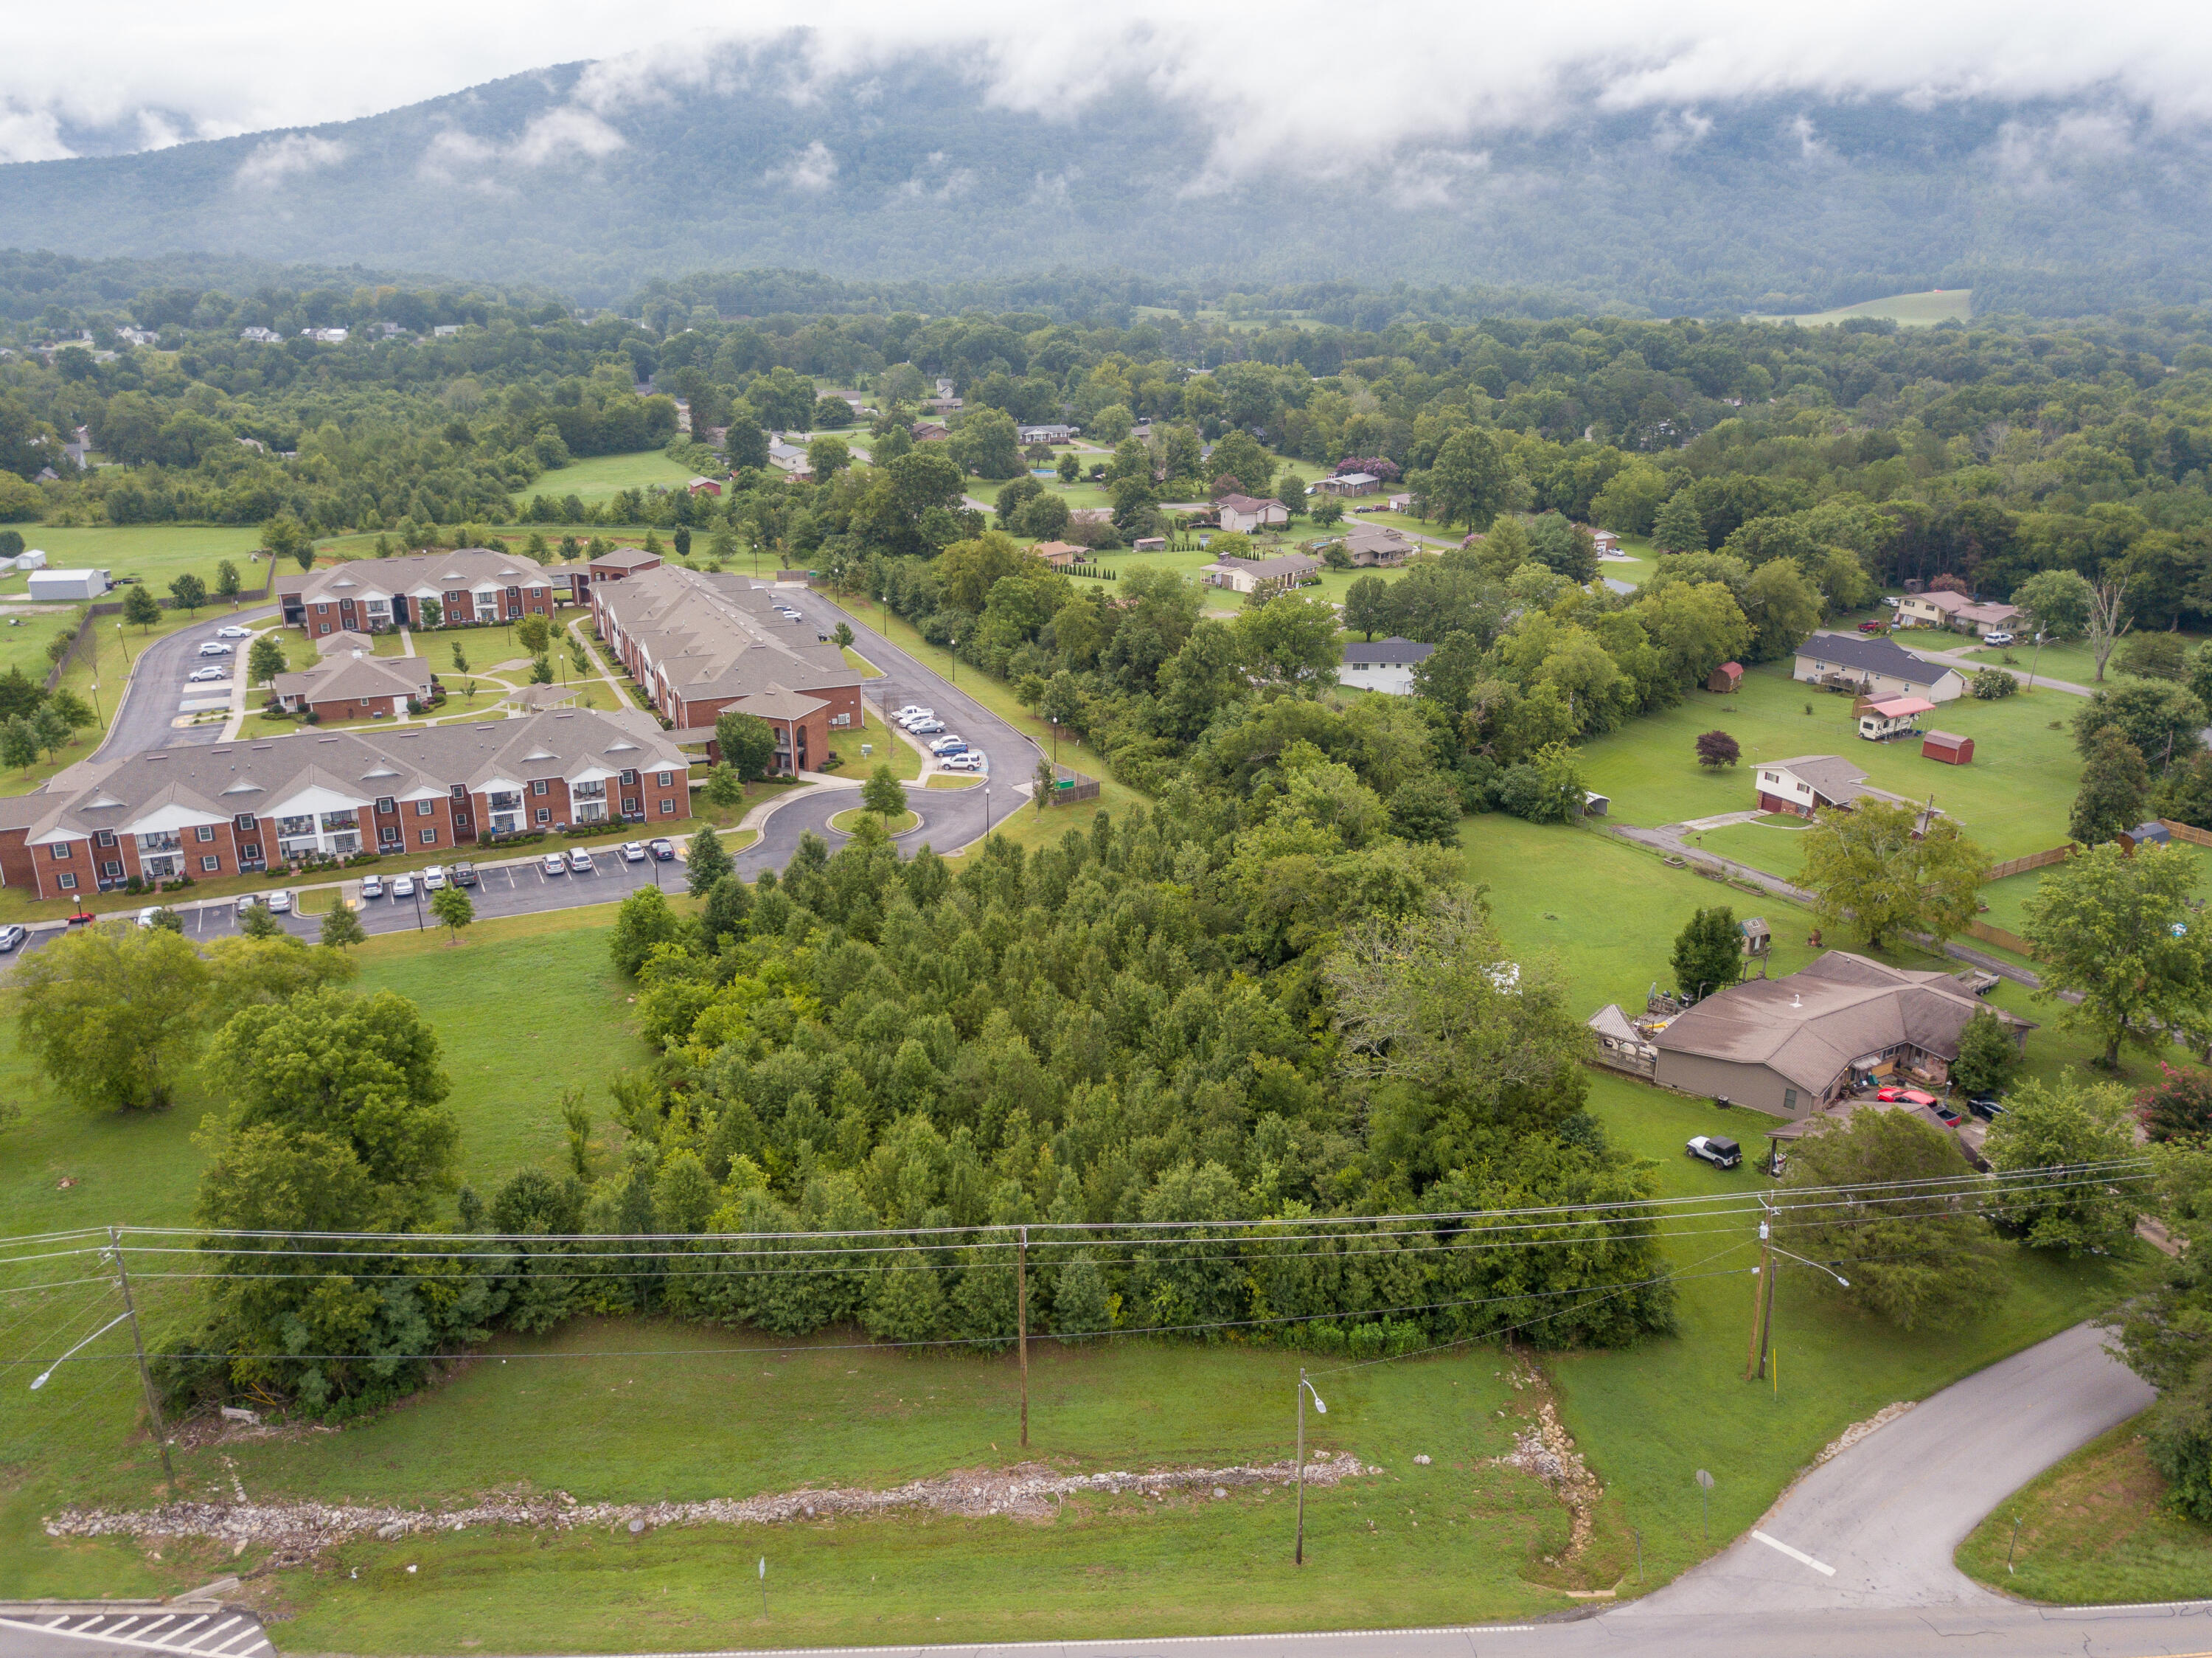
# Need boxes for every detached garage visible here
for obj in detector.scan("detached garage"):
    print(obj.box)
[1922,731,1974,766]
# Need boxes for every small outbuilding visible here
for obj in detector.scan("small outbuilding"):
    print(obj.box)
[1921,730,1974,766]
[1857,696,1935,740]
[1705,661,1744,693]
[27,567,111,601]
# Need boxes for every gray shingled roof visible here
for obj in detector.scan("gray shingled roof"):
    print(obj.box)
[1343,637,1434,667]
[289,549,553,604]
[594,565,858,707]
[1793,631,1955,687]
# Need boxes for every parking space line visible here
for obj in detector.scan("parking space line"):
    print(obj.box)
[1751,1529,1836,1575]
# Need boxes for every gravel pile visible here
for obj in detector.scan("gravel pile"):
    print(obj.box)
[47,1451,1378,1556]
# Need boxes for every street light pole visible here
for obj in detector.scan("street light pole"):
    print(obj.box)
[1293,1369,1326,1564]
[116,622,131,666]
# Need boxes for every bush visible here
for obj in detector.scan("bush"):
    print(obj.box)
[1695,729,1741,769]
[1970,667,2019,700]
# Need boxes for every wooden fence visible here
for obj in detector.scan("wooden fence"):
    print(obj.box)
[1983,844,2076,882]
[1046,766,1101,805]
[2161,819,2212,850]
[1964,918,2038,957]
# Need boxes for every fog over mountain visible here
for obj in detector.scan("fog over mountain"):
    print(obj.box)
[2,11,2208,313]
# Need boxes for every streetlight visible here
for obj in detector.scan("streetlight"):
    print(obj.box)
[115,621,131,666]
[1293,1368,1326,1564]
[948,637,957,683]
[88,680,101,724]
[1771,1244,1848,1288]
[29,1311,133,1392]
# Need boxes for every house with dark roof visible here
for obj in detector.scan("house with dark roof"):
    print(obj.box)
[1647,951,2031,1117]
[1340,637,1434,695]
[1792,631,1966,702]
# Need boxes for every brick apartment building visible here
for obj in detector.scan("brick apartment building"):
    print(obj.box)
[590,564,861,775]
[0,710,692,900]
[268,648,436,722]
[278,549,560,637]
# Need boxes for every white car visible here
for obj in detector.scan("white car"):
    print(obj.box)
[541,852,567,875]
[939,752,985,772]
[136,905,163,929]
[621,841,647,864]
[197,641,234,657]
[891,704,931,722]
[1981,630,2015,648]
[187,665,229,683]
[235,892,261,915]
[392,874,416,899]
[360,875,383,900]
[928,735,967,754]
[215,625,254,639]
[423,866,446,890]
[265,889,293,913]
[568,847,595,873]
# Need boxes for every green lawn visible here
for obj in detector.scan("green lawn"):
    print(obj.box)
[1759,291,1974,327]
[828,805,920,835]
[0,527,274,601]
[1947,632,2205,692]
[1956,1417,2212,1603]
[1575,659,2085,865]
[826,713,922,782]
[533,450,700,506]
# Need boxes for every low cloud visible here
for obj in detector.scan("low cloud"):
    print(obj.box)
[766,140,838,191]
[232,133,347,189]
[0,105,73,164]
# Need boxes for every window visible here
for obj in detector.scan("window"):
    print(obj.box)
[622,797,637,814]
[195,825,215,843]
[376,796,395,815]
[240,843,261,861]
[316,603,330,614]
[532,780,549,796]
[420,828,439,845]
[49,844,69,861]
[535,807,551,825]
[234,813,257,833]
[415,799,434,817]
[96,830,116,847]
[57,873,76,891]
[620,769,637,785]
[100,860,122,879]
[201,856,220,873]
[1784,1089,1798,1111]
[656,770,673,787]
[658,799,675,815]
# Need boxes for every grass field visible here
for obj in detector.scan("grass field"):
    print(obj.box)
[534,450,700,506]
[1575,659,2084,867]
[1758,291,1975,327]
[824,715,923,781]
[0,527,274,601]
[1948,631,2208,692]
[1956,1416,2212,1602]
[827,805,919,835]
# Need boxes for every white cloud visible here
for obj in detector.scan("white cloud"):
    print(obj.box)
[766,140,838,191]
[0,105,73,164]
[232,133,347,189]
[509,105,626,165]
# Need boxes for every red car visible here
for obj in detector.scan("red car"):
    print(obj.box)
[1857,620,1888,634]
[1877,1086,1939,1106]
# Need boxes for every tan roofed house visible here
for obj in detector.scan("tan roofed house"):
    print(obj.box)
[269,653,435,723]
[1216,493,1289,533]
[1753,755,1936,822]
[278,549,557,637]
[1198,552,1321,594]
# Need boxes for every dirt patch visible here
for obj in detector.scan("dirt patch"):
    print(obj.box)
[1494,1399,1602,1565]
[46,1451,1378,1566]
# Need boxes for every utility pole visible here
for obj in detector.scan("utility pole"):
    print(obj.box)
[107,1226,174,1486]
[1016,1226,1029,1449]
[1745,1199,1773,1382]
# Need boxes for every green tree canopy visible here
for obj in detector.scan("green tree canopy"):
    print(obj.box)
[2070,729,2151,845]
[2023,842,2212,1066]
[13,924,209,1110]
[1799,801,1988,950]
[714,710,779,782]
[1671,906,1741,999]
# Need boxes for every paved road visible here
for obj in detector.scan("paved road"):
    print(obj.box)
[91,604,276,761]
[0,1603,270,1657]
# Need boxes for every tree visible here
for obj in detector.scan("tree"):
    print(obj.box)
[169,572,206,613]
[862,764,906,821]
[2120,632,2189,681]
[1386,774,1461,844]
[1423,429,1514,531]
[1741,558,1823,661]
[247,634,287,686]
[319,903,367,948]
[2023,842,2212,1066]
[1277,474,1307,520]
[13,925,210,1111]
[686,825,732,896]
[31,703,68,760]
[2137,1064,2212,1142]
[2121,1146,2212,1519]
[1057,451,1080,485]
[2070,730,2151,845]
[832,622,854,648]
[610,886,686,977]
[202,933,358,1024]
[1671,906,1742,999]
[953,409,1022,479]
[702,764,744,808]
[700,873,754,950]
[1982,1071,2140,1254]
[1650,492,1707,553]
[1034,753,1057,814]
[238,901,285,940]
[714,710,779,782]
[0,715,35,773]
[451,641,470,674]
[1233,592,1340,690]
[261,513,312,572]
[515,613,552,655]
[2012,568,2095,644]
[1951,1005,2023,1099]
[1694,729,1741,769]
[2074,681,2207,773]
[215,560,242,600]
[807,434,851,482]
[2085,575,2132,682]
[46,689,92,732]
[1343,574,1393,640]
[672,525,692,561]
[1775,1109,2001,1330]
[145,906,184,933]
[1969,667,2017,699]
[428,885,473,941]
[1798,801,1987,949]
[122,583,161,631]
[529,653,554,684]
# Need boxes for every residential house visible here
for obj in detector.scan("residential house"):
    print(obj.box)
[299,327,349,344]
[1341,524,1418,567]
[277,550,557,637]
[1385,491,1415,513]
[239,327,282,344]
[1018,423,1079,444]
[1648,951,2031,1117]
[1216,493,1289,533]
[1896,590,2022,637]
[911,422,951,443]
[433,325,465,337]
[1032,541,1086,570]
[687,476,724,496]
[1589,527,1622,556]
[1198,552,1322,594]
[591,563,862,774]
[1312,471,1382,498]
[767,440,812,477]
[0,709,692,897]
[1340,637,1434,695]
[1752,755,1933,819]
[269,653,436,723]
[588,548,664,587]
[1792,631,1966,701]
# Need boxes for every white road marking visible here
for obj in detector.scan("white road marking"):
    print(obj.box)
[1752,1528,1837,1575]
[0,1614,265,1655]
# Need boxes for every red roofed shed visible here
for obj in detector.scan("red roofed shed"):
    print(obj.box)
[1706,661,1745,693]
[1922,730,1974,766]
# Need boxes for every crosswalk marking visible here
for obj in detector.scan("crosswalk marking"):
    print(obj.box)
[0,1610,270,1656]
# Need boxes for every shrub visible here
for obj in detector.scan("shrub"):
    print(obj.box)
[1970,667,2018,699]
[1695,729,1741,769]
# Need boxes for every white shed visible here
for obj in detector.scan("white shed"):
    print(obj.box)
[27,568,112,601]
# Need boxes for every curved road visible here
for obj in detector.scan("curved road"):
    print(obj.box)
[91,601,276,760]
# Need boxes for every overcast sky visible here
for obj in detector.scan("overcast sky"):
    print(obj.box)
[1,0,2205,169]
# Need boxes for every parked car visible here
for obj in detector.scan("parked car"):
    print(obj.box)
[1882,595,1901,608]
[906,718,945,735]
[423,866,447,891]
[1686,1134,1743,1169]
[541,852,568,875]
[196,641,234,657]
[928,735,967,753]
[1857,620,1887,634]
[1876,1086,1939,1106]
[187,665,229,683]
[1930,1100,1965,1128]
[235,892,260,915]
[1981,630,2015,648]
[265,889,293,913]
[0,923,27,952]
[940,752,985,772]
[136,905,162,929]
[66,908,96,926]
[360,875,383,901]
[215,625,254,639]
[392,874,417,899]
[621,841,647,864]
[649,838,676,861]
[1967,1096,2008,1122]
[891,705,931,722]
[451,862,478,887]
[569,847,595,873]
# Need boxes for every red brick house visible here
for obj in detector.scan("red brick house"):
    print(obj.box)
[269,652,436,722]
[278,549,557,637]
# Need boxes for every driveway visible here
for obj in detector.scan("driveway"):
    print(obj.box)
[91,603,276,761]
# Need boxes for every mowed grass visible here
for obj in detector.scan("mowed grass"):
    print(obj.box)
[0,526,274,600]
[1760,290,1975,327]
[1575,659,2085,864]
[1955,1416,2212,1602]
[534,450,700,505]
